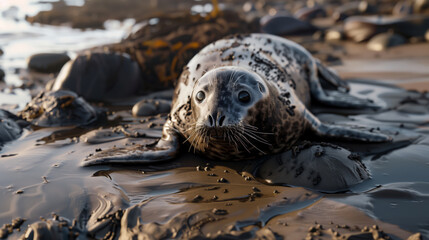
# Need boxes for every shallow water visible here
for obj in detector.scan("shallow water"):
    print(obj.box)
[1,2,429,239]
[0,0,132,109]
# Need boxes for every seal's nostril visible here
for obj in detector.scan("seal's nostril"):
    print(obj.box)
[218,115,225,127]
[208,115,214,126]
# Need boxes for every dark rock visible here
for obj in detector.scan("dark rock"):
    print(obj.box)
[50,52,142,102]
[0,109,24,144]
[18,90,106,127]
[333,1,375,22]
[344,15,429,42]
[367,32,407,51]
[27,53,71,73]
[294,6,327,21]
[132,99,171,117]
[0,68,4,81]
[261,14,318,36]
[0,48,3,56]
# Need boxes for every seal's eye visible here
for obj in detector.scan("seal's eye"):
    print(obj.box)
[196,91,205,102]
[238,91,251,103]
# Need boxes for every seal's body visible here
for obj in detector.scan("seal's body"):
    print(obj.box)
[83,34,389,166]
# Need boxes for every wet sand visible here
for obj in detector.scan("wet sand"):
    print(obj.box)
[1,75,429,239]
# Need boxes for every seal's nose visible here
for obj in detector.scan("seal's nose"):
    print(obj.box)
[207,113,226,127]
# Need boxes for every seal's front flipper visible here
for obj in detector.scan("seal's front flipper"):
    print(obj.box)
[304,110,391,142]
[81,122,180,166]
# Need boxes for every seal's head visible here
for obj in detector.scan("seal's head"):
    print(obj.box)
[187,66,276,159]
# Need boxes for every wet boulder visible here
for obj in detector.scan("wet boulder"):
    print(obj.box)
[257,142,369,192]
[50,52,142,102]
[261,14,318,36]
[27,53,71,73]
[18,90,105,127]
[367,32,407,51]
[0,110,25,144]
[344,15,429,42]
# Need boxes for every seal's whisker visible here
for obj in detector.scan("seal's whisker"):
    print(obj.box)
[243,131,271,145]
[188,128,201,153]
[229,128,240,152]
[232,132,251,153]
[204,129,210,148]
[237,131,266,154]
[243,126,274,135]
[242,128,271,143]
[183,127,196,144]
[196,128,206,151]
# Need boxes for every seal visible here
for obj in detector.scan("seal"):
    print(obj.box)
[82,33,390,166]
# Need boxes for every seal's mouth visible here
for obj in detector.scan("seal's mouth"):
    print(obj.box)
[207,128,227,140]
[185,124,272,154]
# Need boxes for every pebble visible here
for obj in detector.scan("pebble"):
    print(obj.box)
[261,14,318,36]
[212,208,228,215]
[325,28,344,41]
[132,99,171,117]
[367,32,407,51]
[192,195,203,202]
[27,53,70,73]
[252,187,261,192]
[425,29,429,42]
[217,178,228,183]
